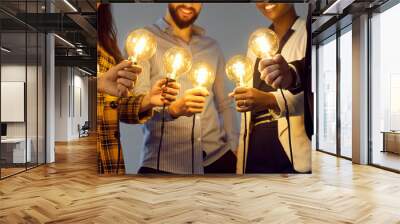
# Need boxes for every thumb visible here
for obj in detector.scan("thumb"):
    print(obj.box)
[112,60,132,73]
[273,54,286,64]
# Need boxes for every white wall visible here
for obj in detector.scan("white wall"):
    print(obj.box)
[1,65,33,138]
[54,67,89,141]
[1,63,46,163]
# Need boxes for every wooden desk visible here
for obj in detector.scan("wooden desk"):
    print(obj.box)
[382,131,400,154]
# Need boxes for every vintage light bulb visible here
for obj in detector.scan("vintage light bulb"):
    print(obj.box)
[163,47,192,80]
[189,62,215,89]
[225,55,253,87]
[125,28,157,63]
[248,28,279,58]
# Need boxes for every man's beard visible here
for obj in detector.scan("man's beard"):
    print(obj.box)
[168,5,199,29]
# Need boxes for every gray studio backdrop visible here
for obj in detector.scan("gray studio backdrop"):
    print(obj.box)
[111,3,308,173]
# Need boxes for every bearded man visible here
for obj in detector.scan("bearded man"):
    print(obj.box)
[133,3,239,174]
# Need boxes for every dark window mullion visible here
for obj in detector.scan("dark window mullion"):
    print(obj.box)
[336,25,341,157]
[25,0,28,171]
[0,21,2,179]
[36,0,39,167]
[316,44,320,151]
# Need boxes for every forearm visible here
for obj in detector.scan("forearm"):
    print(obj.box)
[270,90,304,118]
[139,94,153,113]
[119,94,153,124]
[256,92,281,114]
[148,99,183,122]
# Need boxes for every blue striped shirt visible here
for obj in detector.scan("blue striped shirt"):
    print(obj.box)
[133,19,240,174]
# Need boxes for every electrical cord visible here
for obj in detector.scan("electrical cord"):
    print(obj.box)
[116,109,121,174]
[279,88,294,171]
[157,77,170,172]
[243,112,248,174]
[191,115,195,174]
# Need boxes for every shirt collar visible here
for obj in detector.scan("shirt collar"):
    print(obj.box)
[269,16,299,32]
[155,18,205,36]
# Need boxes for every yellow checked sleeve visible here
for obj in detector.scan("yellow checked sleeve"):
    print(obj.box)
[118,94,153,124]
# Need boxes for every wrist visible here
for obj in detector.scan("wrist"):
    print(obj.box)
[139,94,153,113]
[168,100,183,118]
[257,91,272,111]
[264,92,280,113]
[256,91,278,112]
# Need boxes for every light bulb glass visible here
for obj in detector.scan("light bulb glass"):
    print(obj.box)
[163,47,192,80]
[125,28,157,63]
[225,55,252,87]
[189,62,215,89]
[248,28,279,58]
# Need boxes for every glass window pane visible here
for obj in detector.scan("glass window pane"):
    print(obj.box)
[317,36,337,154]
[339,28,352,158]
[27,31,38,169]
[371,3,400,171]
[38,32,45,165]
[1,30,27,177]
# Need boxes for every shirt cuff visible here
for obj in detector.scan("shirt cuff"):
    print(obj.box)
[270,91,285,119]
[119,94,153,124]
[153,106,178,122]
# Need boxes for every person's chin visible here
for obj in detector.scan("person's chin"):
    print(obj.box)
[178,15,194,23]
[263,12,276,21]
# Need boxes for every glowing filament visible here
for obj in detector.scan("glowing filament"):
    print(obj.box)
[254,36,270,57]
[125,28,157,63]
[163,47,192,81]
[233,62,245,85]
[196,67,208,86]
[189,62,214,89]
[134,37,147,56]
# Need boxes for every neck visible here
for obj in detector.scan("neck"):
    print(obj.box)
[271,8,297,41]
[165,12,193,43]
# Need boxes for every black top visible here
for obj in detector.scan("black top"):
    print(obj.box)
[245,19,298,173]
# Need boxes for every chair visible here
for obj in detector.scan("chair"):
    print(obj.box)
[78,121,90,138]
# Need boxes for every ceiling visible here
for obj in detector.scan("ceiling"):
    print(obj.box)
[0,0,96,74]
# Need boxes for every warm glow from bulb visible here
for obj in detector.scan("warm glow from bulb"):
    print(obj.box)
[134,37,147,56]
[225,55,252,87]
[196,67,208,86]
[125,29,157,63]
[254,36,270,56]
[172,53,183,73]
[232,61,245,83]
[248,28,279,59]
[163,47,192,80]
[189,62,214,88]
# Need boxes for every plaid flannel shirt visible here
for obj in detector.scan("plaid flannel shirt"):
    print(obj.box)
[97,44,152,174]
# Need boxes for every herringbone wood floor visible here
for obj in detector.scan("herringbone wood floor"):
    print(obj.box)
[0,136,399,224]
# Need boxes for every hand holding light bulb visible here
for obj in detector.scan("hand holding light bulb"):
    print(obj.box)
[168,88,209,118]
[248,28,295,89]
[225,55,253,87]
[125,28,157,64]
[163,47,192,81]
[100,28,157,97]
[188,62,215,89]
[168,61,213,118]
[258,54,294,89]
[225,55,278,113]
[98,60,142,97]
[139,79,181,113]
[228,87,279,113]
